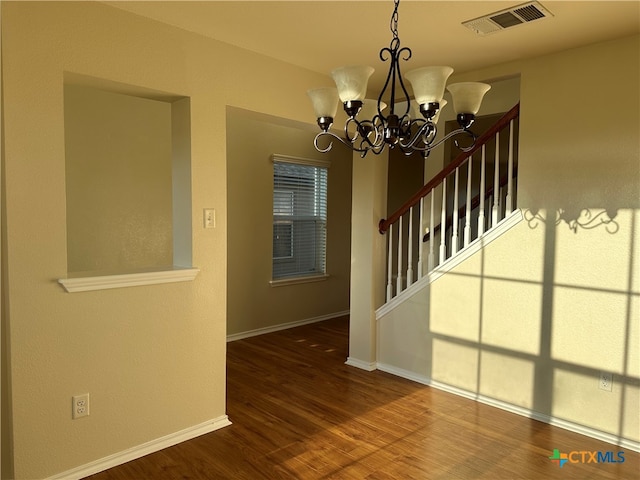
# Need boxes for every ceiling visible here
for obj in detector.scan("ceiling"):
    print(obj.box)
[104,1,639,92]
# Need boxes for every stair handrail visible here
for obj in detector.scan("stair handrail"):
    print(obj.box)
[378,102,520,234]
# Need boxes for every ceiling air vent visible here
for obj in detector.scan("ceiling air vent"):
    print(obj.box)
[463,1,553,36]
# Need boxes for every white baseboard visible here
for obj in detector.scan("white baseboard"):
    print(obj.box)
[227,310,349,342]
[376,362,640,453]
[47,415,232,480]
[345,357,377,371]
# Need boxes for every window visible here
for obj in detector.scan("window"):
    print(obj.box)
[272,155,329,282]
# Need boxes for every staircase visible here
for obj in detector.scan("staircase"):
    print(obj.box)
[371,102,640,452]
[378,103,521,308]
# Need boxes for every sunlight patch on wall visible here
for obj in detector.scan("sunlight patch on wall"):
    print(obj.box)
[432,339,478,392]
[479,351,534,409]
[481,279,542,355]
[430,268,482,343]
[551,287,628,373]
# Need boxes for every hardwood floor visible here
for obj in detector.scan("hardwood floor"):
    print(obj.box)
[86,316,638,479]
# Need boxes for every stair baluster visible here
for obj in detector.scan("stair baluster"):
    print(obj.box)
[452,168,460,255]
[407,207,414,287]
[379,103,520,302]
[417,198,424,281]
[396,215,403,294]
[492,131,500,226]
[464,157,472,248]
[439,178,447,265]
[428,190,435,272]
[386,223,394,301]
[506,119,515,215]
[478,145,486,236]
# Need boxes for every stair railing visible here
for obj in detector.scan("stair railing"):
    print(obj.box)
[379,103,520,302]
[422,164,519,244]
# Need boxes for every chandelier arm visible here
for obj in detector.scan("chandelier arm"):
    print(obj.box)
[398,120,435,150]
[344,116,361,143]
[313,132,335,153]
[368,114,387,148]
[395,126,477,154]
[357,138,385,158]
[313,131,371,154]
[348,116,385,151]
[396,143,418,156]
[421,128,478,153]
[452,129,478,152]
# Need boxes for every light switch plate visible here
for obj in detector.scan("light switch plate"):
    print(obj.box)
[204,209,216,228]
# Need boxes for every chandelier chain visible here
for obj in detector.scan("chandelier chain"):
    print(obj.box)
[389,0,401,50]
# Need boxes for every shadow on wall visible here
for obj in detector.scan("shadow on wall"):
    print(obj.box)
[420,204,639,445]
[525,208,619,235]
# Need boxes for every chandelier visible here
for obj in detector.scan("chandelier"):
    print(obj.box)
[307,0,491,158]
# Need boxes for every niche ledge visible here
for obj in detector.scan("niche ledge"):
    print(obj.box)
[58,266,199,293]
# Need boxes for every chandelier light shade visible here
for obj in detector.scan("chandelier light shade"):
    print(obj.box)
[447,82,491,114]
[307,87,340,132]
[307,88,339,118]
[447,82,492,128]
[404,66,453,105]
[309,0,491,158]
[331,65,375,102]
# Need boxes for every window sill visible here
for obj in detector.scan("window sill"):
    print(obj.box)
[58,266,199,293]
[269,274,329,287]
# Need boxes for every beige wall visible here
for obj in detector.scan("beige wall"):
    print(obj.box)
[0,2,335,478]
[378,34,640,444]
[64,84,173,273]
[226,108,351,336]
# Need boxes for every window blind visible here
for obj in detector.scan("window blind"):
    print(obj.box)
[272,158,328,280]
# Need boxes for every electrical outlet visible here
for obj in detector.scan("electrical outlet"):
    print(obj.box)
[599,372,613,392]
[72,393,90,419]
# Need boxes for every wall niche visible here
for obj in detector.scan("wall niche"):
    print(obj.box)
[60,74,196,292]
